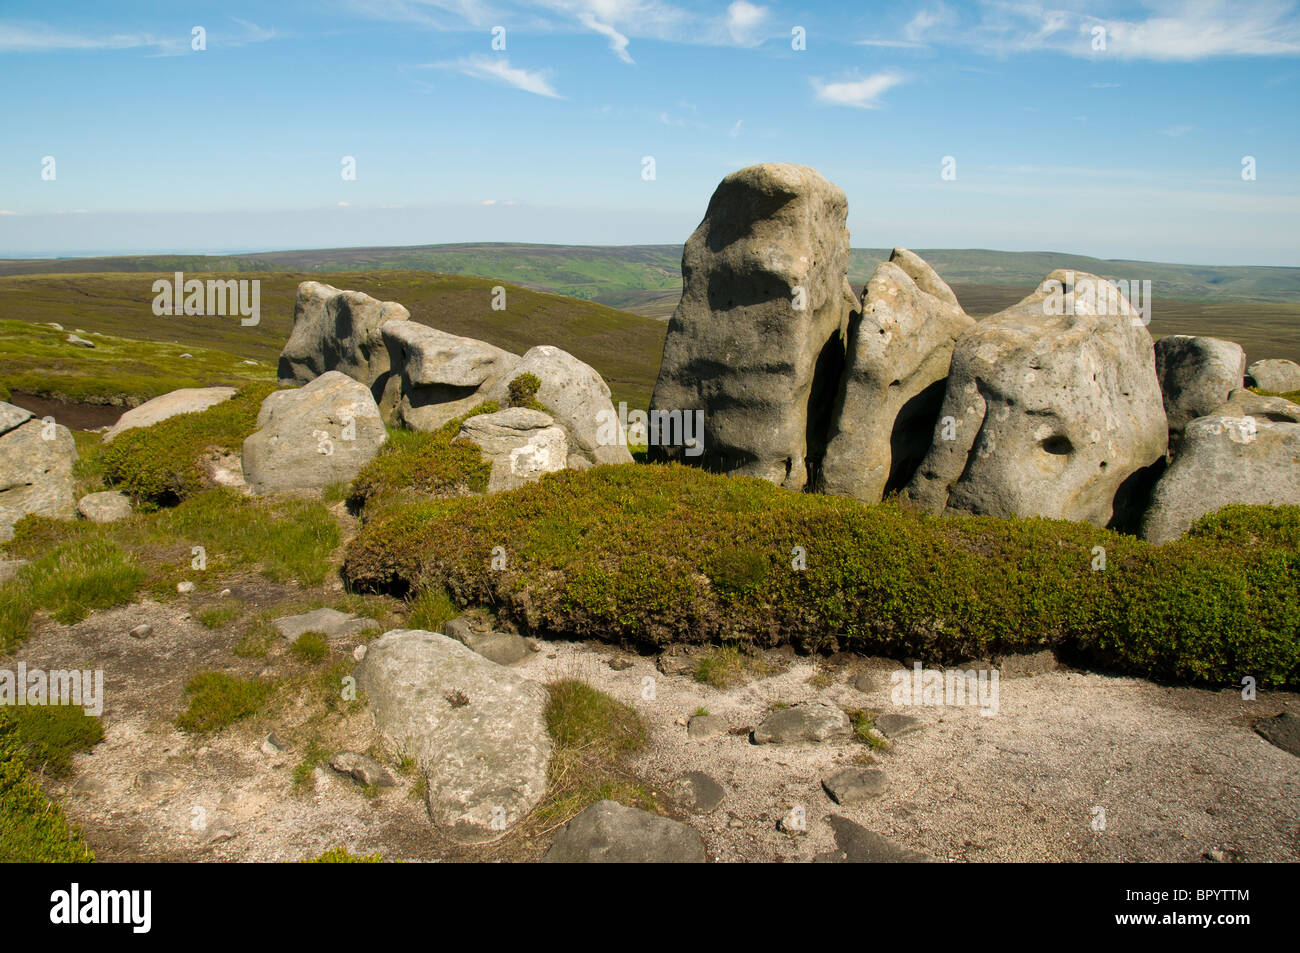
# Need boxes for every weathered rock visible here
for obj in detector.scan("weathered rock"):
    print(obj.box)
[1141,413,1300,543]
[1247,358,1300,394]
[277,281,410,400]
[1214,387,1300,423]
[443,616,533,665]
[817,816,935,863]
[872,713,922,738]
[273,608,379,641]
[905,271,1167,526]
[752,700,850,745]
[485,345,632,467]
[1254,712,1300,758]
[77,490,132,524]
[542,799,706,863]
[129,623,153,639]
[242,371,387,495]
[329,751,397,788]
[687,714,727,740]
[822,767,887,804]
[1154,335,1247,439]
[354,629,551,843]
[823,249,974,501]
[381,321,519,431]
[668,771,726,813]
[649,163,858,490]
[0,415,77,539]
[457,408,567,493]
[103,387,236,442]
[0,402,32,436]
[66,333,94,348]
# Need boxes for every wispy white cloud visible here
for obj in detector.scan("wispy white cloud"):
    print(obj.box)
[0,17,279,55]
[726,1,768,44]
[811,71,905,109]
[578,11,633,63]
[434,54,562,97]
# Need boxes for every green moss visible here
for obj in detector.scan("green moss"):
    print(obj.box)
[342,464,1300,687]
[176,672,274,733]
[99,383,278,507]
[301,847,386,863]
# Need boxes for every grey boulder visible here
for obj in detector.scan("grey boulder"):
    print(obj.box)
[822,767,888,804]
[1247,358,1300,394]
[103,387,236,442]
[241,372,387,495]
[0,412,78,540]
[648,162,858,490]
[381,321,519,431]
[276,281,410,399]
[542,800,706,863]
[823,248,974,501]
[1154,335,1247,440]
[457,408,567,493]
[752,700,850,745]
[354,629,552,843]
[77,490,132,523]
[443,616,534,665]
[905,270,1168,526]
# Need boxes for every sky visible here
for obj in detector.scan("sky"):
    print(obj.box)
[0,0,1297,265]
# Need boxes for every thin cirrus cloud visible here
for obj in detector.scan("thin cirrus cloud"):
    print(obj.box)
[433,54,562,97]
[811,71,905,109]
[0,17,277,55]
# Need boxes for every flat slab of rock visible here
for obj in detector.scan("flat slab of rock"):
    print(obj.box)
[817,816,935,863]
[752,701,850,745]
[443,616,533,665]
[822,767,887,805]
[242,371,388,495]
[668,771,726,813]
[542,800,706,863]
[873,713,922,738]
[687,714,727,740]
[273,608,379,640]
[1254,713,1300,758]
[329,751,396,787]
[355,629,552,843]
[77,490,132,523]
[103,387,236,442]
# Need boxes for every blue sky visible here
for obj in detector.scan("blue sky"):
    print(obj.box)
[1,0,1297,264]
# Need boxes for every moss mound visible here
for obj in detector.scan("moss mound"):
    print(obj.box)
[342,464,1300,687]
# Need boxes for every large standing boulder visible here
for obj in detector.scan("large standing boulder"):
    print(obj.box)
[485,345,631,468]
[381,321,519,431]
[822,249,974,501]
[354,629,552,844]
[0,405,77,540]
[1154,335,1247,440]
[904,271,1167,526]
[241,371,387,495]
[102,387,235,442]
[457,408,568,493]
[1247,358,1300,394]
[1141,412,1300,543]
[276,282,410,400]
[648,163,858,490]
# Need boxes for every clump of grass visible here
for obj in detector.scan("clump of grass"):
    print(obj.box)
[176,672,274,733]
[0,715,95,862]
[845,709,888,750]
[0,706,103,779]
[234,618,278,659]
[293,740,331,792]
[692,706,710,717]
[100,383,277,508]
[536,679,655,825]
[290,631,330,664]
[301,846,386,862]
[196,602,243,630]
[347,428,490,513]
[408,587,457,632]
[507,373,548,412]
[695,644,767,690]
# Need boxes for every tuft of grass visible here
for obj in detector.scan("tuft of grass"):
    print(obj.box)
[290,631,330,664]
[846,709,889,750]
[0,706,103,779]
[507,372,549,412]
[301,846,385,863]
[196,602,243,630]
[693,706,710,717]
[695,644,768,690]
[407,587,457,632]
[0,712,95,862]
[176,672,274,734]
[347,427,490,514]
[292,740,331,792]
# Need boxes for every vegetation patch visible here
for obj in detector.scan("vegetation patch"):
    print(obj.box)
[301,846,386,863]
[347,427,490,515]
[507,372,549,412]
[290,631,330,664]
[176,672,274,733]
[99,383,277,507]
[694,644,768,689]
[0,713,95,863]
[407,587,458,632]
[0,706,103,779]
[342,465,1300,687]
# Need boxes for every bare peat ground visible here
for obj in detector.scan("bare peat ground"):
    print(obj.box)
[19,590,1299,863]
